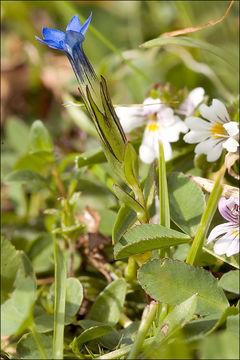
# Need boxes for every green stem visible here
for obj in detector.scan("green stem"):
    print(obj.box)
[158,141,170,228]
[127,301,158,359]
[52,235,67,359]
[186,164,225,266]
[31,323,48,359]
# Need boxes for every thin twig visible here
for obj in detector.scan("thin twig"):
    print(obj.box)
[161,0,234,37]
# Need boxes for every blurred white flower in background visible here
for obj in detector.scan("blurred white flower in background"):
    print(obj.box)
[183,99,239,162]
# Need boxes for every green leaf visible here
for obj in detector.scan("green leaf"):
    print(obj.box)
[206,306,239,336]
[138,258,229,315]
[6,117,29,155]
[89,278,127,326]
[124,142,140,191]
[167,172,205,236]
[113,184,144,214]
[4,169,49,189]
[14,153,48,173]
[112,203,137,244]
[143,162,155,209]
[28,120,53,155]
[17,332,52,359]
[71,325,112,352]
[65,278,83,317]
[34,314,54,333]
[140,36,236,69]
[1,236,21,303]
[28,234,54,274]
[114,224,191,260]
[91,164,116,192]
[219,270,239,294]
[1,277,36,336]
[76,147,106,168]
[143,294,198,358]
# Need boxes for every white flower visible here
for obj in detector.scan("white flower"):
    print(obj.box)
[207,197,239,257]
[115,97,188,164]
[183,99,239,162]
[179,87,205,116]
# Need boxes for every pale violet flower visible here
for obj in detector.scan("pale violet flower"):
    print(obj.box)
[183,99,239,162]
[207,197,239,257]
[115,97,188,163]
[179,87,205,116]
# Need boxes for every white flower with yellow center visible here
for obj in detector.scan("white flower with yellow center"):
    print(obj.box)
[115,97,188,163]
[183,99,239,162]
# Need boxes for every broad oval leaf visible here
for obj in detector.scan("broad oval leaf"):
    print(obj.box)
[17,332,52,359]
[167,172,205,236]
[71,325,112,352]
[89,278,127,326]
[28,120,53,155]
[65,277,83,317]
[138,258,229,315]
[114,224,190,260]
[218,270,239,294]
[1,277,36,336]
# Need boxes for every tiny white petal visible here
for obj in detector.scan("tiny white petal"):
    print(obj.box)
[161,140,172,161]
[115,106,145,133]
[226,237,239,257]
[212,99,230,122]
[206,142,223,162]
[214,237,232,255]
[185,117,211,131]
[183,130,209,144]
[222,137,239,153]
[207,223,234,243]
[157,106,175,126]
[139,144,156,164]
[200,103,219,123]
[188,87,205,107]
[223,122,239,136]
[142,97,162,115]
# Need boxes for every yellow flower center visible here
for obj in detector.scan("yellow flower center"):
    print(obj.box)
[210,123,225,139]
[231,229,239,237]
[147,123,159,132]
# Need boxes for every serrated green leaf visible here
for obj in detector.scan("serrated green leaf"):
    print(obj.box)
[140,36,236,69]
[76,147,106,168]
[17,332,52,359]
[167,172,205,236]
[138,258,229,315]
[90,278,127,326]
[28,120,53,155]
[114,224,190,259]
[219,270,239,294]
[113,184,144,214]
[1,277,36,336]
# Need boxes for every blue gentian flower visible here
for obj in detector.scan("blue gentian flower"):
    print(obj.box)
[35,13,100,109]
[36,14,127,165]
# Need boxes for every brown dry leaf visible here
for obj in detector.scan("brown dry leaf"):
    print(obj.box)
[225,152,240,180]
[161,1,234,38]
[77,206,101,233]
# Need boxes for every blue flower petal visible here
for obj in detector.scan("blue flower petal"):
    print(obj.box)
[42,27,65,43]
[35,36,64,50]
[80,12,92,36]
[66,15,81,32]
